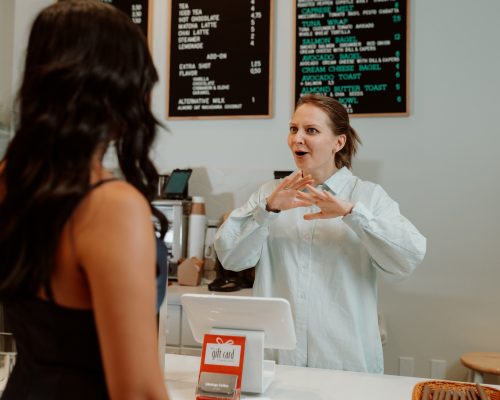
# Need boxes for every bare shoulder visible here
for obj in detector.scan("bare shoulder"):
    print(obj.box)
[73,180,151,232]
[89,179,147,204]
[71,179,156,273]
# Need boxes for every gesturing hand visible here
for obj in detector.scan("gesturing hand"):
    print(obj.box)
[265,170,315,212]
[295,184,354,220]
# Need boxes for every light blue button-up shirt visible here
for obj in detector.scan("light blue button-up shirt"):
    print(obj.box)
[214,167,426,373]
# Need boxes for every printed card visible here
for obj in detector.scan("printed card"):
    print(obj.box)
[196,334,246,400]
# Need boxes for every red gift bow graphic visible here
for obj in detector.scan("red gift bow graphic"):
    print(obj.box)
[216,337,235,345]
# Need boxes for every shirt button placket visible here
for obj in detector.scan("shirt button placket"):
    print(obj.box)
[294,211,314,366]
[301,216,315,366]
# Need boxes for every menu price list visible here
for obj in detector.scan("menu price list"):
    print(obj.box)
[99,0,149,37]
[168,0,271,118]
[295,0,408,115]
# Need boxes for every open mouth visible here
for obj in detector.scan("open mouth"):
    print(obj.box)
[295,151,308,156]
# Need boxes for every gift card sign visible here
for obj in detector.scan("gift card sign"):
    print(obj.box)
[196,334,246,400]
[205,339,242,367]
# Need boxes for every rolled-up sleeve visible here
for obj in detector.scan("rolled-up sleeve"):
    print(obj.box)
[342,185,426,281]
[214,183,280,272]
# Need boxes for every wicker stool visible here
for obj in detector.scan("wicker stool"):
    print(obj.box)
[460,352,500,383]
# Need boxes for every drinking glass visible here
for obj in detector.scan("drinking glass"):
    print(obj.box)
[0,332,16,392]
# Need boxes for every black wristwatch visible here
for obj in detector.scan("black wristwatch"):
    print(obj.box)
[265,202,281,213]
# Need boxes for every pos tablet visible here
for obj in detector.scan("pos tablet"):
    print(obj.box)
[164,168,192,200]
[181,294,296,394]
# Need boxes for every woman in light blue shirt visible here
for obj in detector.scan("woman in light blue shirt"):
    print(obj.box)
[214,94,426,373]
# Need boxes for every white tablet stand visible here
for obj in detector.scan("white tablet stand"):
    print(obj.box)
[181,294,296,394]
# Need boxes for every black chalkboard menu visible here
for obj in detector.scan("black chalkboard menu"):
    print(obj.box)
[294,0,408,116]
[98,0,151,39]
[167,0,272,119]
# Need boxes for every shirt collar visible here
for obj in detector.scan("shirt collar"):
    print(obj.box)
[319,167,352,195]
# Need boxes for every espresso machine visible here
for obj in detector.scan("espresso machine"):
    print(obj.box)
[153,168,193,279]
[153,199,190,279]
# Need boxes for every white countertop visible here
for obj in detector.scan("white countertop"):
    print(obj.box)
[163,353,436,400]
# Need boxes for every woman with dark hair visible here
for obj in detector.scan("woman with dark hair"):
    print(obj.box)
[214,94,426,373]
[0,1,169,398]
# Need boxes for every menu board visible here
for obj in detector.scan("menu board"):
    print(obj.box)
[167,0,272,119]
[99,0,151,39]
[295,0,409,116]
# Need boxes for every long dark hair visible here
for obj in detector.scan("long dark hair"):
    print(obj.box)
[296,94,361,169]
[0,0,166,299]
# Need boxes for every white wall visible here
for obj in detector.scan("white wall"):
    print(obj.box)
[10,0,54,93]
[150,0,500,381]
[4,0,500,381]
[0,0,15,127]
[0,0,52,158]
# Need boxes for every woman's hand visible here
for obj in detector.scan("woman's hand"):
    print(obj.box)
[295,184,354,220]
[266,170,315,212]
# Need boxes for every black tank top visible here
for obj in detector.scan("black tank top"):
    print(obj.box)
[2,179,168,399]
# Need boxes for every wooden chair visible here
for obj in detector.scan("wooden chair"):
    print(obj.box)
[460,352,500,383]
